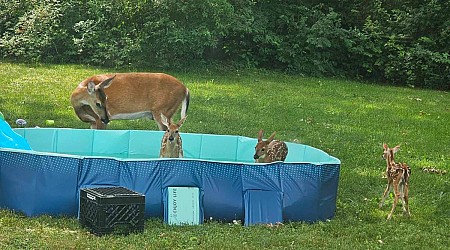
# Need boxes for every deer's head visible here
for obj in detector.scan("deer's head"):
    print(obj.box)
[85,75,116,124]
[161,113,187,143]
[382,143,400,162]
[254,129,277,161]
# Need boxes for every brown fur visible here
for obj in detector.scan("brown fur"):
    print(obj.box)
[379,143,411,220]
[70,73,190,130]
[159,114,186,158]
[254,129,288,163]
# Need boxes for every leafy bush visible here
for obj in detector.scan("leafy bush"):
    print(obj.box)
[68,0,145,67]
[276,5,348,76]
[342,0,450,89]
[0,0,69,62]
[0,0,448,89]
[139,0,236,68]
[222,3,349,76]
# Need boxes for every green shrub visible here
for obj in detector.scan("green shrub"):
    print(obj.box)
[68,0,145,67]
[0,0,69,62]
[342,0,450,89]
[222,3,349,76]
[0,0,449,89]
[139,0,235,68]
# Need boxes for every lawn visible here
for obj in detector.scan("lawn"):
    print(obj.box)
[0,61,449,249]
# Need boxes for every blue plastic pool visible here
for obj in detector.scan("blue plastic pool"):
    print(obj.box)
[0,128,340,225]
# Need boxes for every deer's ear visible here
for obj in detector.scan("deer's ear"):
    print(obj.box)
[257,129,264,142]
[177,115,187,128]
[393,145,400,153]
[383,143,388,149]
[160,113,170,128]
[99,75,116,89]
[87,81,96,94]
[267,131,276,142]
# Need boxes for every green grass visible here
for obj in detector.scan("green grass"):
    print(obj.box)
[1,61,449,249]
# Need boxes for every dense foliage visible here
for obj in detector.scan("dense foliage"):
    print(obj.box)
[1,0,449,89]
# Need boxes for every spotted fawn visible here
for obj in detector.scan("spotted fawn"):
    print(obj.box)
[254,129,288,163]
[159,114,186,158]
[379,143,411,220]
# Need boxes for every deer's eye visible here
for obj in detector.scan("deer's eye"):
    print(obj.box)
[96,103,102,108]
[175,131,179,133]
[261,148,265,151]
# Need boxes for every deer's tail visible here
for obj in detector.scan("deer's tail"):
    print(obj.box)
[181,88,190,119]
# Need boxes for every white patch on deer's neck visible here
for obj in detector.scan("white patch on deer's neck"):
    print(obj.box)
[110,111,153,120]
[258,153,266,160]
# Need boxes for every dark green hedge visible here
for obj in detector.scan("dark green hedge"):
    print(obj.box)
[1,0,448,89]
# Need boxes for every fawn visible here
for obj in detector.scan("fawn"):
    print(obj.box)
[379,143,411,220]
[159,114,187,158]
[254,129,288,163]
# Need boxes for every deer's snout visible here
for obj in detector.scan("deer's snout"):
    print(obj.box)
[101,117,110,124]
[253,154,259,160]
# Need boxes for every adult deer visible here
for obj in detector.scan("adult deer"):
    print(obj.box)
[70,73,190,130]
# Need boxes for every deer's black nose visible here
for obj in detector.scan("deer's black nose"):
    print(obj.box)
[101,118,110,124]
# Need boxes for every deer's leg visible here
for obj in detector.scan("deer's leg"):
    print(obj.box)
[387,179,400,220]
[399,183,407,214]
[403,184,411,216]
[379,181,392,208]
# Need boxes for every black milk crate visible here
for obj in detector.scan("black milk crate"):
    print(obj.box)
[79,186,145,236]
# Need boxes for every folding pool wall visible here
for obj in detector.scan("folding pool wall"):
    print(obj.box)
[0,128,340,224]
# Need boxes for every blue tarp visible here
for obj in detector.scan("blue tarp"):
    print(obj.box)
[0,128,340,224]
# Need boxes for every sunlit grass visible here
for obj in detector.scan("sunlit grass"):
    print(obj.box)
[0,61,449,249]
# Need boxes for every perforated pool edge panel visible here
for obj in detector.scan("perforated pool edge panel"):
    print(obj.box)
[2,129,341,223]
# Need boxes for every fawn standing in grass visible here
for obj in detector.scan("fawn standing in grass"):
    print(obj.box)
[379,143,411,220]
[159,114,187,158]
[254,129,288,163]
